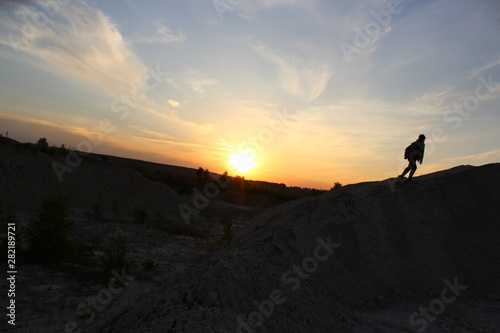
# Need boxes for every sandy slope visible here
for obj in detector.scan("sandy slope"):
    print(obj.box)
[91,163,500,333]
[0,139,180,217]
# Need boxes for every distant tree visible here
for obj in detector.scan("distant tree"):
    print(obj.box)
[196,167,210,185]
[36,137,49,152]
[196,167,204,179]
[232,176,245,191]
[331,182,343,190]
[219,171,229,190]
[219,171,229,186]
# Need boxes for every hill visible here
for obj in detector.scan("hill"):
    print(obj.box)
[0,137,180,218]
[86,163,500,332]
[0,137,325,219]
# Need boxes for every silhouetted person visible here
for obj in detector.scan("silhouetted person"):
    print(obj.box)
[399,134,426,181]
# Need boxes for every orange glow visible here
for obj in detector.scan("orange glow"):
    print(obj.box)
[229,150,257,174]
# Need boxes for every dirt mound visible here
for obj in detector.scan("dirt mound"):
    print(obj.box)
[0,140,180,217]
[88,163,500,332]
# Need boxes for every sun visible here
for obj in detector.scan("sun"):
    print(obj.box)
[229,151,257,173]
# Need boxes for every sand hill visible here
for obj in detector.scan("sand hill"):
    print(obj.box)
[85,163,500,332]
[0,137,180,218]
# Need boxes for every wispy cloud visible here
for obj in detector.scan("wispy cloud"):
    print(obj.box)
[468,56,500,79]
[169,70,219,96]
[133,20,186,44]
[243,36,332,102]
[0,0,147,97]
[0,111,109,143]
[255,0,303,9]
[443,149,500,163]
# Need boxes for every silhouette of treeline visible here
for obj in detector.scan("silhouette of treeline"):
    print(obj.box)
[4,137,333,200]
[140,166,328,201]
[0,136,75,156]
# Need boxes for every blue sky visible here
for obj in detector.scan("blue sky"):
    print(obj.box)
[0,0,499,188]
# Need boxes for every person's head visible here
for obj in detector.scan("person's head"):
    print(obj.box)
[418,134,426,141]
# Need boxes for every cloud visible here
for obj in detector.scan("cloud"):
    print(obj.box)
[443,149,500,163]
[255,0,303,8]
[167,99,181,107]
[133,21,186,44]
[468,56,500,79]
[0,0,147,98]
[0,111,110,144]
[243,36,332,102]
[174,70,219,96]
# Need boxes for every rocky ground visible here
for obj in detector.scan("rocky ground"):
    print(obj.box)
[1,211,235,333]
[85,163,498,333]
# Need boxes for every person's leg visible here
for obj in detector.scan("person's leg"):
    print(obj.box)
[399,161,413,177]
[408,158,417,180]
[399,165,410,177]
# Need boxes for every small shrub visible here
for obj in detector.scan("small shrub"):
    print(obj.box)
[99,235,133,286]
[58,144,70,156]
[141,258,158,271]
[25,191,76,263]
[220,218,234,245]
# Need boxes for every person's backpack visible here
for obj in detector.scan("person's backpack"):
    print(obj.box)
[404,142,422,160]
[404,144,413,159]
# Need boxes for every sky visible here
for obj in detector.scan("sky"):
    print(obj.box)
[0,0,499,189]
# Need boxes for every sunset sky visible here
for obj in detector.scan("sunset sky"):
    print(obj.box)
[0,0,499,188]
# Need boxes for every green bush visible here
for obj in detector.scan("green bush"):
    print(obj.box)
[25,191,75,263]
[99,235,133,286]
